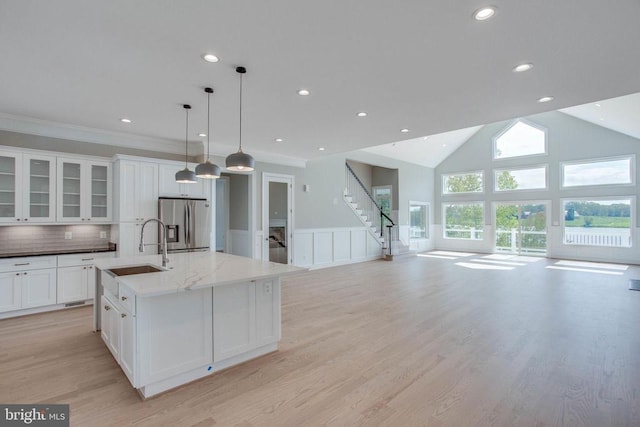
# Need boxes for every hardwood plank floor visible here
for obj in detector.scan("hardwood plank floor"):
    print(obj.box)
[1,253,640,426]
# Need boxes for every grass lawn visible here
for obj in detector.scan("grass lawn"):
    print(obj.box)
[565,216,630,228]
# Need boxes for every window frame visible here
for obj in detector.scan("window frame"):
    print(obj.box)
[560,155,635,189]
[441,170,485,195]
[493,164,549,193]
[492,118,548,161]
[561,196,635,248]
[442,201,485,241]
[409,201,429,240]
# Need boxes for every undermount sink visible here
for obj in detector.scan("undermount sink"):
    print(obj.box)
[106,264,165,276]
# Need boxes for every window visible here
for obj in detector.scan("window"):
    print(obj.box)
[561,156,633,188]
[409,202,429,239]
[494,166,547,191]
[442,171,483,194]
[443,202,484,240]
[563,198,632,248]
[493,119,547,160]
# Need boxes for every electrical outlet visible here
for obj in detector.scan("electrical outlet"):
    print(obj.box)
[264,283,272,294]
[64,232,72,240]
[100,231,107,239]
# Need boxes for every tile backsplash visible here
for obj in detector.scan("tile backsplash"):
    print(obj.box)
[0,225,111,255]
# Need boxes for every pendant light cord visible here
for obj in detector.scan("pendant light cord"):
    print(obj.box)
[207,90,211,159]
[184,107,189,167]
[238,72,243,153]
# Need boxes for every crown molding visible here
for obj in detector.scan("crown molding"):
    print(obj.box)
[0,112,186,155]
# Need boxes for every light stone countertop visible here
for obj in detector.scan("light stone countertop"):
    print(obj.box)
[94,251,306,297]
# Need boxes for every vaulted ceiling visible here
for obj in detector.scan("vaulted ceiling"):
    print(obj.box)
[1,1,639,166]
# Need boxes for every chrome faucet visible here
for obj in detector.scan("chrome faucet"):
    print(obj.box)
[139,218,169,268]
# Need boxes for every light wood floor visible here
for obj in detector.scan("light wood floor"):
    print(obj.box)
[2,253,640,426]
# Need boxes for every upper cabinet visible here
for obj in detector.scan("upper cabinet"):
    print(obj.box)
[114,159,158,222]
[0,150,56,223]
[158,163,210,199]
[57,158,112,222]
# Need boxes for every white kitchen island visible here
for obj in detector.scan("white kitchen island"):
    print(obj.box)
[93,251,305,399]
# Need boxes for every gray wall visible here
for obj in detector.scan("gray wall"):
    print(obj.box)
[0,130,187,161]
[372,165,399,209]
[434,110,640,262]
[226,173,249,230]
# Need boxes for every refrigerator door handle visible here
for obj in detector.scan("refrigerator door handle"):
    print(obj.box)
[187,202,192,246]
[184,203,189,247]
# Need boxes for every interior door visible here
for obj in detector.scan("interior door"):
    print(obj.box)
[494,202,548,255]
[262,173,293,264]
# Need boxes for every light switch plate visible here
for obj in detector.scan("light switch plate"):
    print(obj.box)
[64,232,72,240]
[100,231,107,239]
[265,283,272,294]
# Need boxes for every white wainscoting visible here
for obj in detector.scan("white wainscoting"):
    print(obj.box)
[229,229,251,258]
[293,227,383,269]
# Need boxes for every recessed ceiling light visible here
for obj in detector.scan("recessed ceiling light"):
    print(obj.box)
[198,133,207,137]
[423,136,429,140]
[400,128,410,133]
[356,112,368,117]
[442,144,447,147]
[473,6,496,21]
[537,96,554,103]
[120,118,132,123]
[297,89,310,96]
[274,138,283,142]
[318,147,326,151]
[595,103,601,107]
[513,63,533,73]
[202,54,219,63]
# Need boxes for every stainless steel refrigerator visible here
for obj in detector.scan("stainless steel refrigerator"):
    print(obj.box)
[158,197,211,253]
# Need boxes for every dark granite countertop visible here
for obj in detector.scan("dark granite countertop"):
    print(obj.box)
[0,246,116,259]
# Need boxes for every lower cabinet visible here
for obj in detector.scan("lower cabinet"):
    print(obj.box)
[57,265,96,303]
[213,279,281,362]
[0,267,57,312]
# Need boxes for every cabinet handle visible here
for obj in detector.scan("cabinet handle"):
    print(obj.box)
[16,218,21,221]
[81,258,94,261]
[83,267,87,270]
[14,263,30,266]
[104,305,111,311]
[24,218,28,221]
[88,218,91,221]
[81,218,85,221]
[121,313,127,318]
[89,266,93,270]
[121,296,128,301]
[15,273,20,276]
[23,272,27,275]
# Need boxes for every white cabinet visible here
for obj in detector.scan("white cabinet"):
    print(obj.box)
[213,279,280,362]
[158,163,209,198]
[114,160,159,257]
[57,253,113,303]
[57,158,111,222]
[114,160,158,222]
[0,256,57,313]
[101,294,121,362]
[120,306,137,385]
[0,150,56,223]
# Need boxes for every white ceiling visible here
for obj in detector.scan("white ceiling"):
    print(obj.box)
[1,1,639,165]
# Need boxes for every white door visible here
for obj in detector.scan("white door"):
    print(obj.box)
[262,173,293,264]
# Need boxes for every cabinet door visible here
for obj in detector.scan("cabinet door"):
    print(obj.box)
[117,161,138,222]
[57,159,84,222]
[0,151,22,223]
[88,161,111,221]
[158,163,183,197]
[213,282,256,361]
[255,279,281,346]
[100,295,120,361]
[118,222,158,257]
[56,265,87,303]
[21,268,57,308]
[86,265,96,300]
[138,162,159,220]
[0,271,22,312]
[23,154,56,223]
[120,309,137,387]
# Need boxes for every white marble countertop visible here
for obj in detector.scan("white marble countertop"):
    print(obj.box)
[94,251,306,297]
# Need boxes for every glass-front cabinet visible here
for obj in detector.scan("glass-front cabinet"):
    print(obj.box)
[0,150,56,223]
[57,158,111,222]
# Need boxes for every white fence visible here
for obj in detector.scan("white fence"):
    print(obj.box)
[564,228,631,247]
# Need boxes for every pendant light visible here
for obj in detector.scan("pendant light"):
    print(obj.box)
[195,87,222,179]
[226,66,255,171]
[175,104,197,183]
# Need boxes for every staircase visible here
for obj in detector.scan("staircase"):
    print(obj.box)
[343,163,400,260]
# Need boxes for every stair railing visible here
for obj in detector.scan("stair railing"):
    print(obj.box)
[345,163,395,237]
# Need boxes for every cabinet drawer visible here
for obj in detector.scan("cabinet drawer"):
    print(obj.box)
[0,256,57,273]
[118,285,136,315]
[58,252,114,267]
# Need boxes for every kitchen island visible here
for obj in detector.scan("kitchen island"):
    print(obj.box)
[93,251,305,399]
